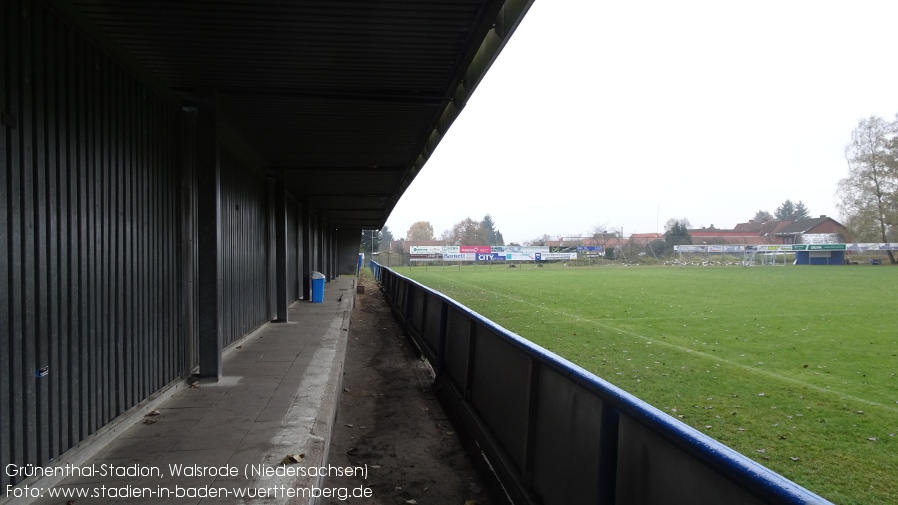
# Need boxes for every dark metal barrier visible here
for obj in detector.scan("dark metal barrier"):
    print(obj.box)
[370,263,831,505]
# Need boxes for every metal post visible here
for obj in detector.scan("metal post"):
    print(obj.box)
[274,171,288,321]
[195,103,222,381]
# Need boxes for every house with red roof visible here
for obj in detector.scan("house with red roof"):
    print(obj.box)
[688,216,848,245]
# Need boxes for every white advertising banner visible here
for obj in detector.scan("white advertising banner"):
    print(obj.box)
[410,245,444,254]
[540,252,578,260]
[442,253,475,261]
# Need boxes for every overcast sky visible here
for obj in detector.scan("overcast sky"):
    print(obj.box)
[384,0,898,244]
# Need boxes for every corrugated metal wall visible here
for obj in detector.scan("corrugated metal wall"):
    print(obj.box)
[1,0,318,489]
[219,148,272,346]
[1,1,186,487]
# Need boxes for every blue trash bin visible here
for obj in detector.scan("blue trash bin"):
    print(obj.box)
[310,271,325,303]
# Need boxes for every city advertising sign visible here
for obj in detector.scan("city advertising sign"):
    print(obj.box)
[475,253,506,261]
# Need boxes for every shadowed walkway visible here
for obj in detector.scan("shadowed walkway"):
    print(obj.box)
[21,277,354,505]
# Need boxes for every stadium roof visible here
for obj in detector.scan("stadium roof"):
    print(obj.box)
[58,0,534,228]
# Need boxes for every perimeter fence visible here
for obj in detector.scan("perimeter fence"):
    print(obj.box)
[369,261,831,505]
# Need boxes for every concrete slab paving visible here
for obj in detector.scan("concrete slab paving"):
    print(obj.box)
[19,277,355,505]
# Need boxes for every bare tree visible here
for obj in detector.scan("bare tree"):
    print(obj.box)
[524,234,550,246]
[442,217,489,246]
[590,224,613,252]
[406,221,436,241]
[838,115,898,263]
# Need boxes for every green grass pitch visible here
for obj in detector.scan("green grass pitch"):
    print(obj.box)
[398,264,897,505]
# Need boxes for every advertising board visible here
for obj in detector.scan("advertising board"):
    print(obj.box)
[541,252,578,260]
[443,253,475,261]
[409,245,444,254]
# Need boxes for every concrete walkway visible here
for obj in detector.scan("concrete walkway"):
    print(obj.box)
[22,277,355,505]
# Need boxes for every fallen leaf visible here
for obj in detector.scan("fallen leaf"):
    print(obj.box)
[142,418,157,425]
[145,410,161,416]
[346,447,359,455]
[280,454,303,465]
[345,424,354,428]
[867,437,877,442]
[404,500,417,505]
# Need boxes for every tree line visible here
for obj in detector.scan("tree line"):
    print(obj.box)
[365,114,898,262]
[361,214,505,255]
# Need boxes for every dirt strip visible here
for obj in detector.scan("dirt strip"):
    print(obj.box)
[324,278,507,505]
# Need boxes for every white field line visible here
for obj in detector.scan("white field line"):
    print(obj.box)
[426,274,898,413]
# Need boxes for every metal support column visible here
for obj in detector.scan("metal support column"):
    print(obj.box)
[316,215,324,280]
[301,197,312,301]
[180,108,197,377]
[274,172,288,321]
[195,104,222,380]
